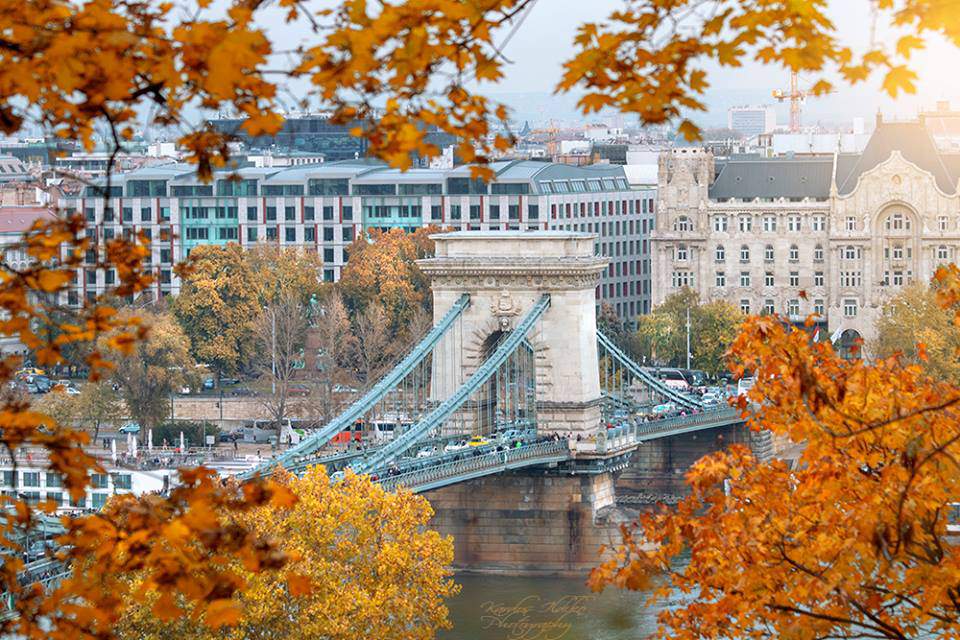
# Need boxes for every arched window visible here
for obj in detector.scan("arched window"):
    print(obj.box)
[715,245,725,262]
[843,245,858,260]
[789,244,799,261]
[740,244,751,262]
[674,216,692,232]
[764,245,774,262]
[677,244,688,261]
[938,245,950,261]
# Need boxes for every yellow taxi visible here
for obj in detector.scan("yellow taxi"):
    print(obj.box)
[467,435,490,447]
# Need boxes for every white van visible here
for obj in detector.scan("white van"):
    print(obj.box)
[737,377,756,396]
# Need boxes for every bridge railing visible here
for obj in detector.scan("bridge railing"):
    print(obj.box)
[597,407,743,453]
[377,440,570,493]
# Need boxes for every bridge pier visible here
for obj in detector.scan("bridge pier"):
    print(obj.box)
[424,470,628,576]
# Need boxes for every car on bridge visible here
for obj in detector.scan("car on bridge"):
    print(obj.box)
[444,440,469,452]
[651,402,678,416]
[467,436,490,447]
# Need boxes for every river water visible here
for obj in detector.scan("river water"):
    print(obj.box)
[440,574,667,640]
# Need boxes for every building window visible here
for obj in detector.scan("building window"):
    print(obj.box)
[91,473,109,489]
[323,248,334,263]
[304,206,315,221]
[671,271,693,288]
[713,215,728,232]
[739,245,750,263]
[715,245,725,262]
[814,271,824,287]
[738,215,752,232]
[112,474,132,490]
[812,215,825,232]
[677,244,688,261]
[844,299,858,317]
[739,299,751,314]
[846,216,856,232]
[813,244,824,262]
[674,216,691,232]
[940,216,949,232]
[46,473,61,488]
[885,212,909,231]
[22,472,39,487]
[450,205,461,220]
[762,215,777,232]
[247,228,257,242]
[285,227,296,243]
[764,272,774,287]
[305,227,316,242]
[892,244,903,260]
[843,245,859,260]
[938,245,950,261]
[740,271,751,287]
[789,271,799,287]
[814,299,825,316]
[715,271,726,288]
[787,299,800,316]
[840,271,862,288]
[285,206,296,221]
[764,245,774,262]
[266,227,277,241]
[763,299,775,315]
[892,270,904,286]
[789,244,799,261]
[787,215,801,232]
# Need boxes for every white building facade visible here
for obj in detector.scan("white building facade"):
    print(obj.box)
[652,118,960,347]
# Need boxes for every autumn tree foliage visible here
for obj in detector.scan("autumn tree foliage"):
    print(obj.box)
[113,467,457,640]
[873,281,960,384]
[590,266,960,639]
[339,227,436,334]
[106,309,195,432]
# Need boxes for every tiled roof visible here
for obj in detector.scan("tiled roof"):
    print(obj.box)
[0,207,56,234]
[709,157,834,200]
[837,121,956,195]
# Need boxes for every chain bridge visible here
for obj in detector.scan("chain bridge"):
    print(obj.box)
[242,233,759,490]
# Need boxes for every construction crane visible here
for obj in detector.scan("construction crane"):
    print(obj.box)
[773,72,806,134]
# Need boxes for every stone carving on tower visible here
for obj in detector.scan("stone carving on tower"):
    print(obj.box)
[490,290,520,331]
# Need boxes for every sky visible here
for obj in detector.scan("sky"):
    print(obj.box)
[222,0,960,130]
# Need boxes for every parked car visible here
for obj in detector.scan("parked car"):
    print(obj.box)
[287,384,311,397]
[119,422,141,434]
[202,378,215,391]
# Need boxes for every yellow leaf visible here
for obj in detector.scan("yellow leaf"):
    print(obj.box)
[204,598,241,628]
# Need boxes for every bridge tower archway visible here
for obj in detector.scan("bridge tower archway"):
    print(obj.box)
[418,232,609,438]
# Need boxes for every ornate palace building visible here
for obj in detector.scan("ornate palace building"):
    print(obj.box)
[653,116,960,348]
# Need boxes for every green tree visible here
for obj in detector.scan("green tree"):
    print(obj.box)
[636,289,742,376]
[173,244,261,379]
[108,310,195,432]
[873,282,960,383]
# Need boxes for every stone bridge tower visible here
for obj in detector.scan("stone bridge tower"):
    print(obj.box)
[417,232,608,438]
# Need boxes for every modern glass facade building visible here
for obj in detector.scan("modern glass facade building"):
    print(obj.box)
[59,159,655,320]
